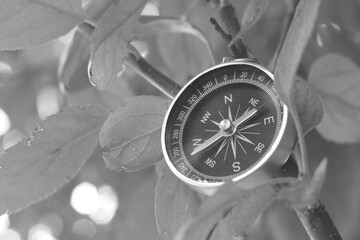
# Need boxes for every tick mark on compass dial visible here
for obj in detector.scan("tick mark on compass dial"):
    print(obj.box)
[163,64,284,182]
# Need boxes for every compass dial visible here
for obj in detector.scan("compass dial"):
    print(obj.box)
[162,61,288,186]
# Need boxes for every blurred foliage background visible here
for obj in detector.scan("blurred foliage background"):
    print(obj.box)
[0,0,360,239]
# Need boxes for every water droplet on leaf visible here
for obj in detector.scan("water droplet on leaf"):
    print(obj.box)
[26,135,35,146]
[34,125,44,133]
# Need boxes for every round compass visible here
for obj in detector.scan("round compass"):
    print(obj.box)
[161,59,296,195]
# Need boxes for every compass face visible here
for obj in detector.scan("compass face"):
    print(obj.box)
[162,61,287,185]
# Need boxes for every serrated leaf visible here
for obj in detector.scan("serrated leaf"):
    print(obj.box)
[309,54,360,143]
[0,0,86,50]
[58,27,91,92]
[274,0,322,103]
[155,162,201,240]
[294,77,323,134]
[89,0,148,90]
[99,96,169,172]
[230,0,270,45]
[0,105,108,215]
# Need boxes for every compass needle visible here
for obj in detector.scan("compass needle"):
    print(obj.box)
[230,137,237,159]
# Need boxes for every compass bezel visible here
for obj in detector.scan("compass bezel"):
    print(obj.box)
[161,60,290,194]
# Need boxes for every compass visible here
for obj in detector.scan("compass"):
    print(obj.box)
[161,59,296,195]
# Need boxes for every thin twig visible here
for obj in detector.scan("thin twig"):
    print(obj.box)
[123,49,181,99]
[209,17,240,58]
[218,0,248,58]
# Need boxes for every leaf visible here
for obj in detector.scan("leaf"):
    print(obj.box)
[156,2,215,85]
[230,0,271,45]
[84,0,116,21]
[0,0,86,50]
[155,162,201,240]
[89,0,148,90]
[99,96,169,172]
[208,215,234,240]
[175,182,242,240]
[58,26,92,92]
[294,77,323,134]
[274,0,322,103]
[230,184,276,238]
[0,105,108,215]
[309,54,360,143]
[137,16,215,65]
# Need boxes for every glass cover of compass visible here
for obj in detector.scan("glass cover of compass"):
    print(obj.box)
[161,60,289,189]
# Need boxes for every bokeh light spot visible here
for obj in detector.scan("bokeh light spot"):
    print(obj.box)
[0,108,11,136]
[28,224,56,240]
[0,229,21,240]
[70,182,119,225]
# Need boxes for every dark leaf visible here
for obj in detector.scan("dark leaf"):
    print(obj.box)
[155,163,201,240]
[0,0,86,50]
[309,53,360,143]
[99,96,169,172]
[89,0,148,90]
[0,105,108,214]
[58,27,92,92]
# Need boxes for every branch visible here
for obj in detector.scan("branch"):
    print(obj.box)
[123,49,181,100]
[280,158,343,240]
[210,0,248,58]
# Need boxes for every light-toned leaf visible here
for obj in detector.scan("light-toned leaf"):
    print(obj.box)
[58,26,91,92]
[99,96,169,172]
[156,2,215,85]
[309,53,360,143]
[274,0,322,103]
[0,105,108,215]
[230,0,270,45]
[0,0,86,50]
[84,0,115,21]
[138,16,215,65]
[89,0,148,90]
[294,77,323,134]
[155,162,201,240]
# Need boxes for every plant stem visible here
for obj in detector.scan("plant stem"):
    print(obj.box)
[218,0,248,59]
[124,51,181,99]
[281,158,343,240]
